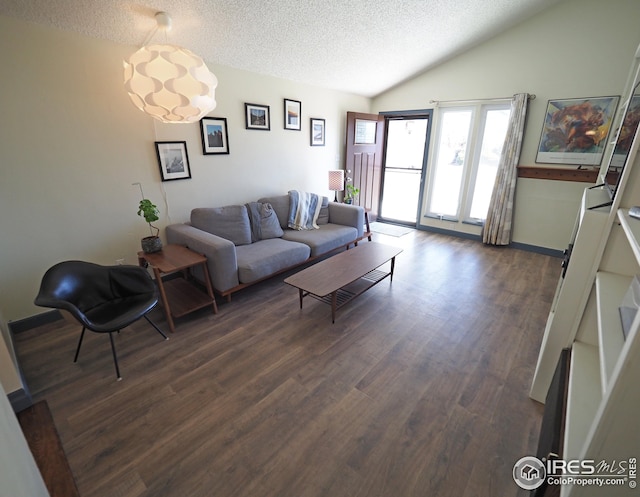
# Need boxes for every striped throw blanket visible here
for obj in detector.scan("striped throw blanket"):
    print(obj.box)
[288,190,321,230]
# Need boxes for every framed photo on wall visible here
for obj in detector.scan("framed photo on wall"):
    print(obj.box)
[536,95,619,166]
[310,118,325,146]
[154,141,192,181]
[200,117,230,155]
[245,103,270,130]
[284,99,302,130]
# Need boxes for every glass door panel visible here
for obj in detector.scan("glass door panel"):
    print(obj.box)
[426,110,473,219]
[467,108,511,221]
[379,118,429,224]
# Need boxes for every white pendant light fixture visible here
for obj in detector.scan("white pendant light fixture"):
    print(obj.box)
[123,12,218,124]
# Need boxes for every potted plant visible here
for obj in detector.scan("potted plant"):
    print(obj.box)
[137,198,162,253]
[344,184,360,204]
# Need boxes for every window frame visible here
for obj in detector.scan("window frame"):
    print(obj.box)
[424,100,511,225]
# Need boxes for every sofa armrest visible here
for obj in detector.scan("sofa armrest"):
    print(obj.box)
[327,203,365,238]
[165,224,239,293]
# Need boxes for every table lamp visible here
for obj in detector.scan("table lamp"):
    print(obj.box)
[328,170,345,202]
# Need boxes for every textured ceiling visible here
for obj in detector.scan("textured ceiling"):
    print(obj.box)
[0,0,564,97]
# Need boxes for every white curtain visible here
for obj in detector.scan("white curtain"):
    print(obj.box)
[482,93,529,245]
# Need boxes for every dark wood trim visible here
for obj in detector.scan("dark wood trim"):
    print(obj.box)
[517,165,599,183]
[511,242,563,258]
[8,387,32,412]
[416,225,563,257]
[417,224,482,241]
[9,310,62,334]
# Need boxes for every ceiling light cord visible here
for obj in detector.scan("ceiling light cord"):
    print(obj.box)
[139,12,171,48]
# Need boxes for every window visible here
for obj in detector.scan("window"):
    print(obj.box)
[424,102,511,224]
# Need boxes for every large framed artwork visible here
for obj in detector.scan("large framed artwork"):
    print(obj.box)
[245,103,270,130]
[154,141,192,181]
[284,99,302,130]
[536,96,619,166]
[200,117,230,155]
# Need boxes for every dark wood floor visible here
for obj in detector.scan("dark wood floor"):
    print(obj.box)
[14,229,559,497]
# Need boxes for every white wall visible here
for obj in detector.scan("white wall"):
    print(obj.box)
[0,380,49,497]
[0,308,21,395]
[0,334,21,395]
[0,15,369,322]
[372,0,640,249]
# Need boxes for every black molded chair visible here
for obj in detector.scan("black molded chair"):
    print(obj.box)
[34,260,168,380]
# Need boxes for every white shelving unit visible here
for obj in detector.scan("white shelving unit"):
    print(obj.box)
[531,44,640,497]
[563,341,600,462]
[529,189,611,403]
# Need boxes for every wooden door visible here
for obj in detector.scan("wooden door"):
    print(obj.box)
[345,112,385,221]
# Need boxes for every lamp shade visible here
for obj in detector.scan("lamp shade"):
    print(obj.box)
[124,44,218,123]
[328,170,345,191]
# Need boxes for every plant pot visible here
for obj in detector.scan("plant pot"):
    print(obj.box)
[141,236,162,254]
[344,199,353,204]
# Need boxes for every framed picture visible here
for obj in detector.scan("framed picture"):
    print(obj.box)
[536,96,619,166]
[154,141,192,181]
[310,118,325,146]
[200,117,230,155]
[245,103,270,130]
[284,99,302,130]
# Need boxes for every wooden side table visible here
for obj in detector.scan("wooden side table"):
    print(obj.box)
[138,244,218,333]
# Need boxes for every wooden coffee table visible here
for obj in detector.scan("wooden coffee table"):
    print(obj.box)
[138,244,218,333]
[284,242,402,323]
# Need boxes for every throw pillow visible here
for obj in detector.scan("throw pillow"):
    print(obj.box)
[246,202,284,242]
[257,195,289,229]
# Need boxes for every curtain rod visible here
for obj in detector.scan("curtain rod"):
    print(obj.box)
[429,93,536,105]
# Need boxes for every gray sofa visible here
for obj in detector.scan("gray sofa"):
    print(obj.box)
[165,194,365,301]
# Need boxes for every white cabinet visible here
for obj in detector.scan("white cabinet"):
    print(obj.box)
[531,45,640,497]
[529,188,611,403]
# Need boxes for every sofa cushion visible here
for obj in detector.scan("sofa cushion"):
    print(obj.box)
[236,238,310,284]
[191,206,252,246]
[245,202,284,242]
[282,223,358,257]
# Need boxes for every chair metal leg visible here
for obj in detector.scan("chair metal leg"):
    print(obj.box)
[144,314,169,340]
[74,327,87,363]
[108,332,122,381]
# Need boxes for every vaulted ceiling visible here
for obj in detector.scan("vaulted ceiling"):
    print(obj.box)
[0,0,564,97]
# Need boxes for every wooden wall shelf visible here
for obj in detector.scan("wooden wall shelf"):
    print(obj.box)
[517,165,599,183]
